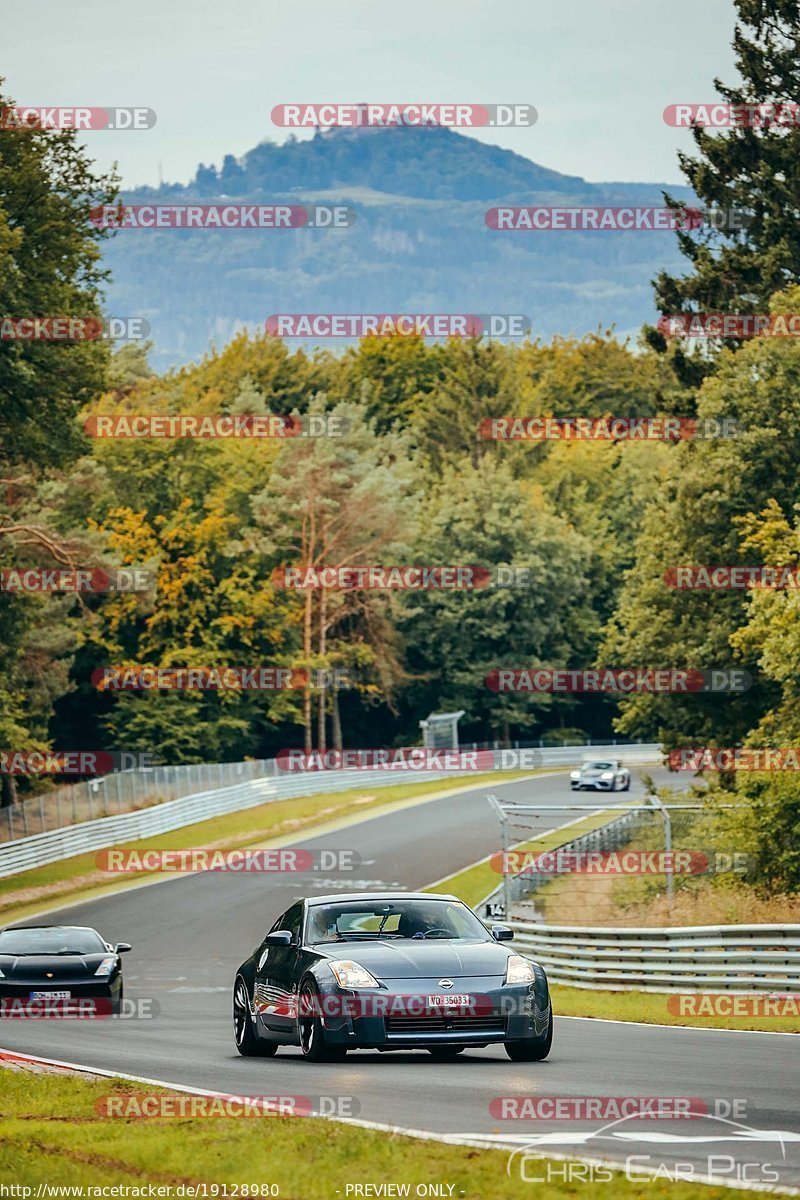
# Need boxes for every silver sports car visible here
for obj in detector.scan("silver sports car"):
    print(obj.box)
[570,758,631,791]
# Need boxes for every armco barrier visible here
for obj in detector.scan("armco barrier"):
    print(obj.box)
[0,744,659,878]
[479,802,798,994]
[510,919,800,992]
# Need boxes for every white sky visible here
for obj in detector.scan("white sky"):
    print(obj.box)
[5,0,739,189]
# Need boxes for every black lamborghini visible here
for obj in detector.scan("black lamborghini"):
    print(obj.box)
[233,892,552,1061]
[0,924,130,1016]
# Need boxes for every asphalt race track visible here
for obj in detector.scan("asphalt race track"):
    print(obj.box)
[2,767,799,1192]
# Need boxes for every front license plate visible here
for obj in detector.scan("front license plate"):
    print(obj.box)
[29,990,70,1000]
[426,994,470,1007]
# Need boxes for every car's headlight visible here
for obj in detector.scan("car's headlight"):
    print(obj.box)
[600,771,614,780]
[328,959,380,988]
[94,957,117,977]
[505,955,535,984]
[570,770,580,779]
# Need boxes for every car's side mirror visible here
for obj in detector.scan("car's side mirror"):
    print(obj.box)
[264,930,293,946]
[115,942,132,953]
[491,925,514,941]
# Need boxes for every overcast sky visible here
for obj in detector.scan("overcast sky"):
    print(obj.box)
[6,0,739,189]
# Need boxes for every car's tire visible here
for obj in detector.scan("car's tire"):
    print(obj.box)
[504,1009,553,1062]
[233,976,278,1057]
[623,777,631,791]
[298,981,348,1062]
[427,1046,466,1058]
[111,984,123,1016]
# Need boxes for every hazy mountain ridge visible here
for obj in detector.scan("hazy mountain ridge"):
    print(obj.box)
[105,126,693,368]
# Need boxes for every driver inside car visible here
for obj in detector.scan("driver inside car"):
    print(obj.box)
[397,907,453,939]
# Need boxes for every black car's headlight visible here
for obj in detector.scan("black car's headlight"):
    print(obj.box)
[94,956,117,977]
[505,955,536,984]
[328,960,380,988]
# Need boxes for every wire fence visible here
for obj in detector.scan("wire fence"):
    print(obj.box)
[0,760,275,842]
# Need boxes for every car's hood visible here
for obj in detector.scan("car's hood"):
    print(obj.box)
[319,938,510,979]
[0,953,110,980]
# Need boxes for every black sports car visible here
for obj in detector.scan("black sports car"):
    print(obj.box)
[0,924,131,1016]
[233,892,552,1062]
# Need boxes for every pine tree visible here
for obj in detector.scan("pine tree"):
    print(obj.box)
[650,1,800,335]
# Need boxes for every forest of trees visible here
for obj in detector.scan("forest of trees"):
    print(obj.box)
[2,0,800,891]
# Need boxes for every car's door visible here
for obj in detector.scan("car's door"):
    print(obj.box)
[255,902,303,1036]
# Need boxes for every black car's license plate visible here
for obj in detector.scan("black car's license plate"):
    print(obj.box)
[426,993,470,1007]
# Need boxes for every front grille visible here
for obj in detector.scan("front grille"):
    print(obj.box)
[385,1014,505,1035]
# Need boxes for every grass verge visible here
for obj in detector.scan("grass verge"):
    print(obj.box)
[0,1066,747,1199]
[0,771,536,925]
[425,807,617,909]
[550,983,799,1033]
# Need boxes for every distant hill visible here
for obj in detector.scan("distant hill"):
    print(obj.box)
[103,126,693,369]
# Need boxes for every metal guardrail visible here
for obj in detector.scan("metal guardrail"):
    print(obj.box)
[481,808,645,912]
[0,743,660,879]
[511,919,800,993]
[1,742,660,843]
[480,803,799,994]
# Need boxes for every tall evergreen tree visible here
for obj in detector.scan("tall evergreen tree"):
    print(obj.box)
[650,1,800,338]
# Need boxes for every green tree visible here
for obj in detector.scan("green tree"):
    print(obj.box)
[0,79,117,804]
[651,1,800,329]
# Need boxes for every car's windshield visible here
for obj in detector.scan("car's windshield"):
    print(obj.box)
[0,927,106,956]
[584,761,614,770]
[306,899,489,945]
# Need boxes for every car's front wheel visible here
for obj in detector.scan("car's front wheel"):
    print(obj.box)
[504,1009,553,1062]
[233,976,278,1057]
[298,982,347,1062]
